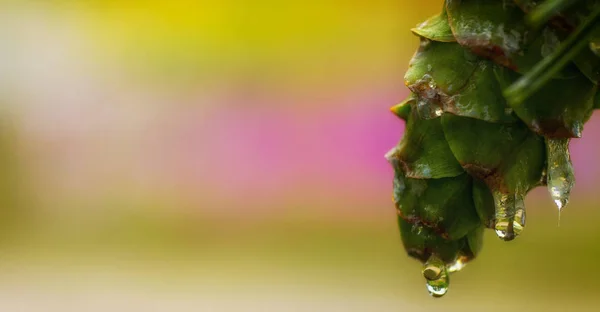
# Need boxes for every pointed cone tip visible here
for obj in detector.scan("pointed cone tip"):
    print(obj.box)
[391,98,414,120]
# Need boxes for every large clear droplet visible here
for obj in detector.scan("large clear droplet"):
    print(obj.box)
[422,255,449,298]
[493,191,526,241]
[546,138,575,211]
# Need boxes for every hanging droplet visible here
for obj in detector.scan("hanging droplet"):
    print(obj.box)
[422,255,449,298]
[493,191,526,241]
[546,138,575,212]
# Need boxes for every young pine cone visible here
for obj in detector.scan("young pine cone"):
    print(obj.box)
[387,0,600,297]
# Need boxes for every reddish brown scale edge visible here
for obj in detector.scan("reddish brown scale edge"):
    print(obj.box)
[396,159,422,179]
[530,118,578,138]
[406,62,485,116]
[445,6,520,71]
[396,207,451,240]
[406,248,429,263]
[461,163,509,192]
[514,1,576,33]
[468,44,519,71]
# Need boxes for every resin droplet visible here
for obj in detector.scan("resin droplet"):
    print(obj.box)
[546,138,575,211]
[422,255,449,298]
[492,191,526,241]
[416,97,443,120]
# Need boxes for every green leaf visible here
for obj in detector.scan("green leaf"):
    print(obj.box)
[390,108,464,179]
[390,94,414,121]
[466,225,485,257]
[393,170,479,242]
[445,60,516,123]
[411,6,456,42]
[441,114,530,179]
[398,218,468,263]
[500,133,546,193]
[500,67,596,138]
[441,113,544,194]
[446,0,529,69]
[404,40,478,99]
[472,178,495,228]
[397,174,479,241]
[398,216,480,265]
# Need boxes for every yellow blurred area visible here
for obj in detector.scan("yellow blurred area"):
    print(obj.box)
[30,0,440,100]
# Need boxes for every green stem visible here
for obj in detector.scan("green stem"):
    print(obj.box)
[504,4,600,106]
[527,0,584,28]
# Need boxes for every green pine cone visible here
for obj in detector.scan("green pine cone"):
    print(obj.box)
[388,0,600,297]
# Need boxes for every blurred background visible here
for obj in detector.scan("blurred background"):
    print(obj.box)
[0,0,599,311]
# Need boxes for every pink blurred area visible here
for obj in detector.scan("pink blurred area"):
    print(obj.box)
[4,0,419,223]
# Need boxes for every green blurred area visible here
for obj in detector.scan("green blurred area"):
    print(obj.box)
[3,201,599,310]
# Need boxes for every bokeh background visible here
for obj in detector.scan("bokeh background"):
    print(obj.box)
[1,0,600,311]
